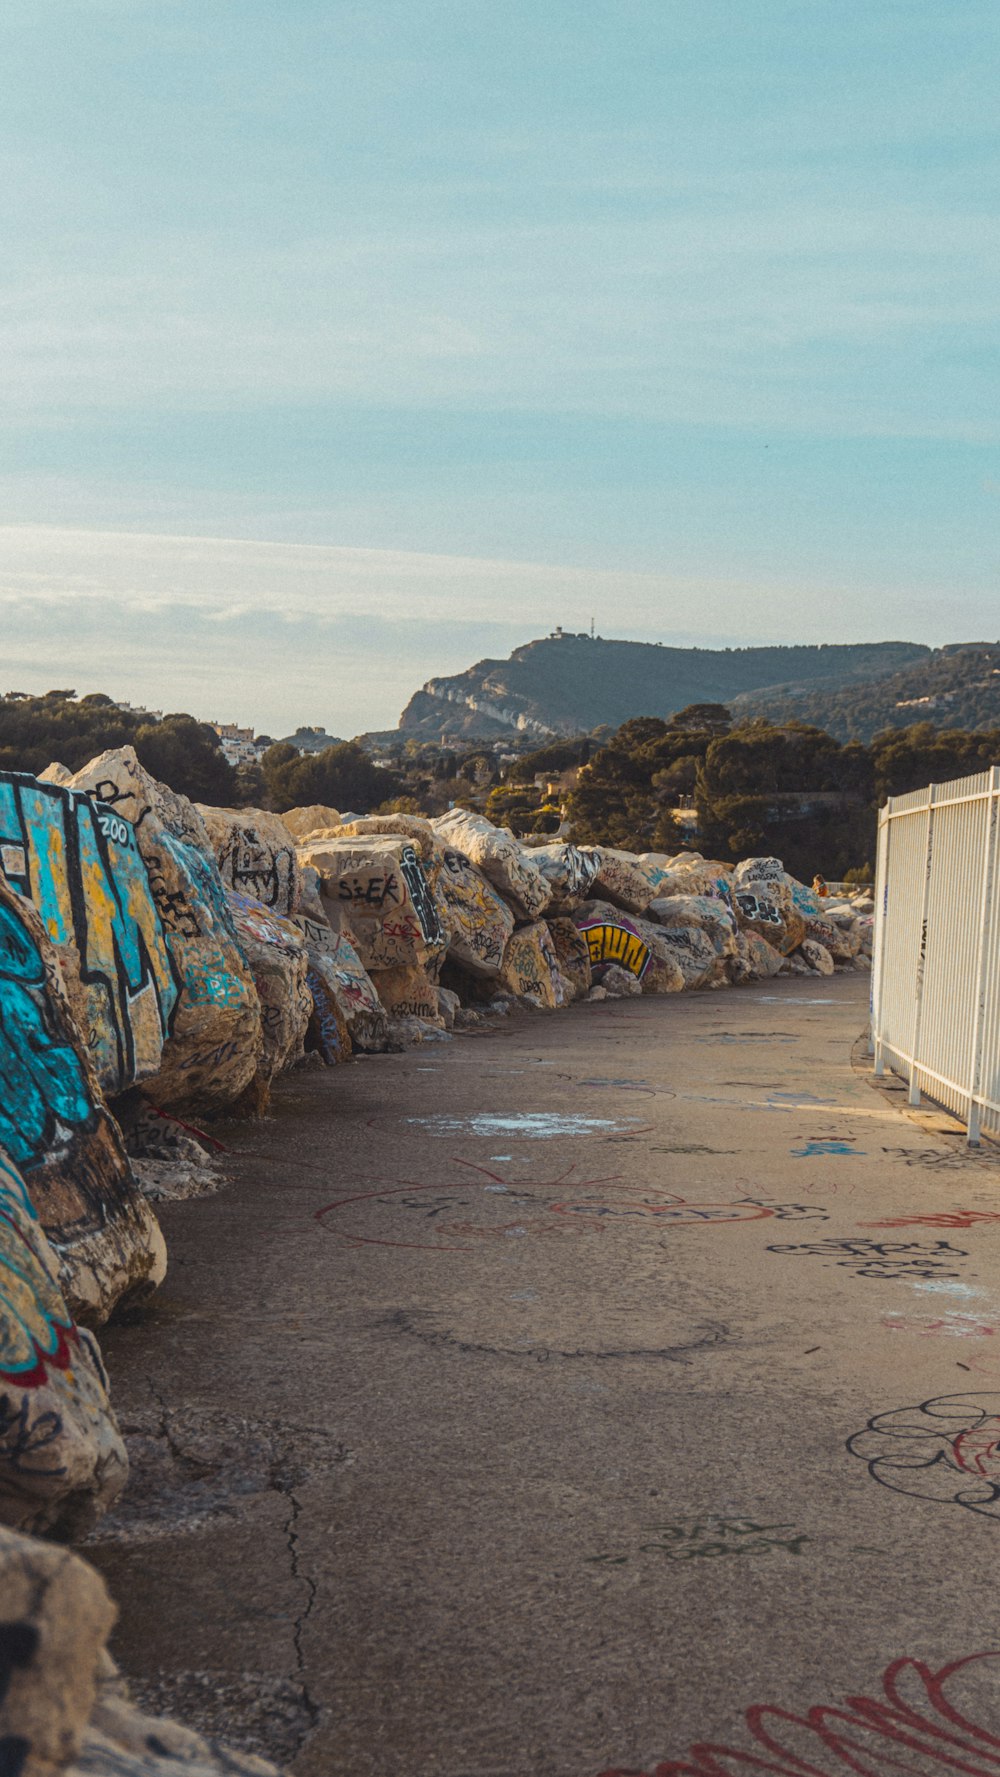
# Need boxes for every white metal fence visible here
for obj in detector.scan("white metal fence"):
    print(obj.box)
[872,767,1000,1142]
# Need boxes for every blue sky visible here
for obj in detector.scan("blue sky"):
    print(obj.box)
[1,2,998,735]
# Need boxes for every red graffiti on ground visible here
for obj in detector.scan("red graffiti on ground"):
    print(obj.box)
[882,1313,997,1338]
[953,1418,1000,1478]
[596,1650,1000,1776]
[862,1210,1000,1230]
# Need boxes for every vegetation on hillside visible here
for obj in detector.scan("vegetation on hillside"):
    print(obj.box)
[0,690,237,803]
[733,645,1000,740]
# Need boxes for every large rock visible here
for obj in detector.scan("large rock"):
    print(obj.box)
[289,911,389,1053]
[500,921,565,1009]
[0,772,179,1098]
[226,895,312,1090]
[298,835,446,970]
[572,900,655,984]
[370,962,443,1023]
[526,843,602,910]
[327,813,437,859]
[281,803,342,841]
[800,936,835,975]
[67,750,262,1115]
[729,929,785,982]
[197,805,300,915]
[648,893,739,959]
[0,875,166,1326]
[0,1147,127,1538]
[425,845,514,976]
[590,849,659,914]
[547,917,593,1001]
[731,858,805,957]
[803,914,861,961]
[431,811,551,922]
[0,1526,283,1777]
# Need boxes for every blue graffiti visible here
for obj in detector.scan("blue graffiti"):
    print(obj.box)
[0,900,94,1171]
[791,1139,865,1157]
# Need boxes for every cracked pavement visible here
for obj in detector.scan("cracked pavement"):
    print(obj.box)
[85,975,1000,1776]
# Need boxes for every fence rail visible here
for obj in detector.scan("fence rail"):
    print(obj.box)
[872,766,1000,1143]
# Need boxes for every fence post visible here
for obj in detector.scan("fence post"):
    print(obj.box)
[872,801,891,1075]
[906,784,936,1106]
[967,766,1000,1145]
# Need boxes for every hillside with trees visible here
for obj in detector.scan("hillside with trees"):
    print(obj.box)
[0,690,237,803]
[732,644,1000,740]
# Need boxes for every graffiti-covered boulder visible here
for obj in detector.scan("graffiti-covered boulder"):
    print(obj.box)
[67,750,262,1115]
[0,875,166,1325]
[290,910,389,1053]
[731,859,805,957]
[648,894,739,960]
[800,936,835,976]
[590,849,659,914]
[226,894,312,1089]
[426,845,514,976]
[804,914,861,961]
[500,921,565,1009]
[651,860,735,902]
[642,918,723,990]
[431,811,551,922]
[572,900,652,984]
[0,772,179,1098]
[298,834,446,970]
[0,1146,127,1536]
[527,842,602,910]
[371,962,443,1024]
[197,805,300,916]
[547,917,593,1001]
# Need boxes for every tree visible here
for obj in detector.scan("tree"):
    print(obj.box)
[261,741,401,814]
[134,716,237,804]
[669,703,732,734]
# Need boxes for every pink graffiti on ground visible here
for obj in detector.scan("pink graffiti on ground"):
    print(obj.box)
[882,1313,997,1338]
[314,1160,623,1252]
[595,1650,1000,1776]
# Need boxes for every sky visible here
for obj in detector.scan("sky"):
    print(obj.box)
[1,1,998,736]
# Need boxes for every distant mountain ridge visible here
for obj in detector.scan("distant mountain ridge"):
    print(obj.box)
[396,634,930,741]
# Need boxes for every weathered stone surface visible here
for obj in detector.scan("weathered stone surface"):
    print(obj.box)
[648,861,735,901]
[0,772,179,1098]
[0,875,166,1326]
[500,921,564,1009]
[67,750,262,1116]
[599,964,643,998]
[281,804,342,841]
[804,914,861,961]
[729,929,785,982]
[637,914,724,990]
[436,986,461,1029]
[432,811,551,922]
[0,1522,117,1774]
[426,845,514,977]
[572,900,653,984]
[73,1661,286,1774]
[0,1146,127,1538]
[226,895,312,1088]
[297,836,445,970]
[371,962,443,1024]
[290,912,388,1053]
[527,843,602,909]
[328,814,437,859]
[800,936,835,975]
[619,915,687,993]
[648,893,739,959]
[591,849,658,914]
[197,806,300,916]
[547,917,593,1001]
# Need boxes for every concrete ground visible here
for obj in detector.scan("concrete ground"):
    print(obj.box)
[86,974,1000,1776]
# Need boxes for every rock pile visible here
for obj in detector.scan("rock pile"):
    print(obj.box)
[0,750,875,1771]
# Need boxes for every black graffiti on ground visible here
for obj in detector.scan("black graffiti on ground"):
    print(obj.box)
[847,1392,1000,1522]
[586,1515,810,1566]
[766,1236,969,1280]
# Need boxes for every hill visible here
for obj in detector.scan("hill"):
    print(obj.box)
[396,634,929,741]
[731,644,1000,740]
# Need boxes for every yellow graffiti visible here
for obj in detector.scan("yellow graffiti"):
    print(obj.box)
[580,921,650,979]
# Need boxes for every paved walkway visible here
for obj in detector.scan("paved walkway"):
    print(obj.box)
[88,975,1000,1776]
